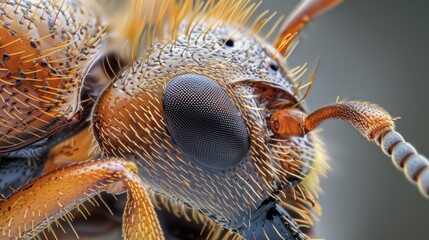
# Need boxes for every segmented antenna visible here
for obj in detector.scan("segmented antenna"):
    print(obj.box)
[270,101,429,199]
[377,129,429,197]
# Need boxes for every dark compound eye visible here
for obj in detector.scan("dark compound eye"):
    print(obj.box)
[163,74,249,170]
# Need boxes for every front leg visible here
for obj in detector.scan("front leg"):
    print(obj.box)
[0,158,162,240]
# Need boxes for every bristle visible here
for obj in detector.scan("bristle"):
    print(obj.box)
[113,0,279,62]
[0,0,105,152]
[92,0,332,236]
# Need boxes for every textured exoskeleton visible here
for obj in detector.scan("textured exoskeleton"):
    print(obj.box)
[0,0,428,239]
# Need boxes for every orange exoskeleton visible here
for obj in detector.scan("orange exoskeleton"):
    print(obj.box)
[0,0,428,240]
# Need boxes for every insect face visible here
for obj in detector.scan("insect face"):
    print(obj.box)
[93,22,320,231]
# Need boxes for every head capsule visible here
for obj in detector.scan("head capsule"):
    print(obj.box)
[93,13,322,230]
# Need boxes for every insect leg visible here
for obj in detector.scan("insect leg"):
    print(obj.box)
[0,158,163,239]
[270,101,429,198]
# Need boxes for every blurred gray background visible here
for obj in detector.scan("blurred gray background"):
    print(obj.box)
[259,0,429,239]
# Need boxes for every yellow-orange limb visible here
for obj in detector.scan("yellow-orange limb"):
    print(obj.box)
[0,158,163,240]
[275,0,342,54]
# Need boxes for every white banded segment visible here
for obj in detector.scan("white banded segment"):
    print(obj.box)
[378,129,429,197]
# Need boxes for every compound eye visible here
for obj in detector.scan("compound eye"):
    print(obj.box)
[163,74,250,170]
